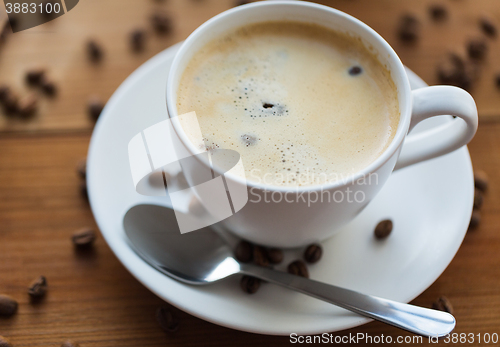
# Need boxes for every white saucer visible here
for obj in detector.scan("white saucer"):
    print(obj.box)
[87,43,474,336]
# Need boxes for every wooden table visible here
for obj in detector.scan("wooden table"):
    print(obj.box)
[1,1,499,346]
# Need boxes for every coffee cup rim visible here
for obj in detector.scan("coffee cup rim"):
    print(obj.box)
[166,0,412,193]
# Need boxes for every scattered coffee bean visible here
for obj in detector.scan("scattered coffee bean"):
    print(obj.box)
[495,73,500,89]
[0,295,18,317]
[479,17,497,38]
[130,28,147,52]
[429,4,447,21]
[18,94,38,118]
[374,219,393,239]
[288,260,309,278]
[61,341,80,347]
[41,78,57,97]
[432,296,454,314]
[266,248,283,265]
[241,134,257,147]
[72,228,96,248]
[468,210,481,231]
[348,66,362,76]
[26,68,46,86]
[87,40,104,62]
[76,158,87,180]
[28,275,48,298]
[437,52,478,91]
[87,96,104,121]
[0,336,12,347]
[240,275,261,294]
[0,85,10,102]
[156,306,180,332]
[253,246,269,267]
[474,188,484,210]
[150,12,173,34]
[397,14,420,42]
[235,241,253,263]
[80,181,88,200]
[467,38,488,60]
[304,243,322,264]
[474,170,489,192]
[1,91,19,115]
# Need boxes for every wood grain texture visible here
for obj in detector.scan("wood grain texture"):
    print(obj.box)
[1,0,500,133]
[1,0,500,346]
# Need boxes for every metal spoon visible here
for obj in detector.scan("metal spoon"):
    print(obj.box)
[123,204,455,337]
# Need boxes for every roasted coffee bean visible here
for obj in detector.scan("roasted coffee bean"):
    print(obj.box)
[28,275,48,298]
[2,91,19,114]
[72,228,96,248]
[18,94,38,118]
[374,219,393,239]
[437,52,478,91]
[88,96,104,121]
[26,68,46,86]
[253,246,269,267]
[468,210,481,231]
[348,66,362,76]
[240,275,261,294]
[0,336,12,347]
[87,40,104,62]
[80,181,88,200]
[156,306,180,332]
[429,4,447,21]
[0,295,18,317]
[480,17,497,38]
[304,244,322,264]
[474,188,484,210]
[0,85,10,102]
[41,79,57,97]
[150,12,173,34]
[474,170,489,192]
[61,341,80,347]
[288,260,309,278]
[130,29,147,52]
[266,248,283,265]
[397,14,420,42]
[76,158,87,180]
[432,296,454,314]
[467,38,488,60]
[235,241,253,263]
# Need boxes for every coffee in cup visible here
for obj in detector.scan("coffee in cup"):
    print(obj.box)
[176,21,399,186]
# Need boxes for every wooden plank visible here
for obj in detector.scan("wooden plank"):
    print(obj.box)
[1,0,500,134]
[0,124,499,346]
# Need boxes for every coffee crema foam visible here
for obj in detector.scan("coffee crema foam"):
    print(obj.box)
[177,21,400,186]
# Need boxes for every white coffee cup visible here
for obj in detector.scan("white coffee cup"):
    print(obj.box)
[165,1,478,248]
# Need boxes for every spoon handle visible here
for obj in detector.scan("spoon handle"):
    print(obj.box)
[239,263,455,337]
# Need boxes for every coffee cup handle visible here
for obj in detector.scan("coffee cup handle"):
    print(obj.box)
[394,85,478,170]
